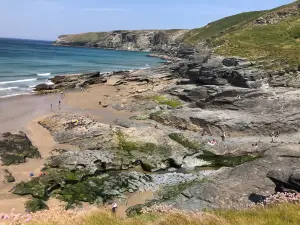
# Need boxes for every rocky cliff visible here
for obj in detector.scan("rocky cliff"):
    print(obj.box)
[53,29,189,53]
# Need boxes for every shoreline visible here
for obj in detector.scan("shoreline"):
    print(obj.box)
[52,43,153,53]
[0,61,168,99]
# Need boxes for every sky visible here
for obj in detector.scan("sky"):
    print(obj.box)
[0,0,295,40]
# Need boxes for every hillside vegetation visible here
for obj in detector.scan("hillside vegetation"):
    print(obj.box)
[182,11,266,44]
[184,0,300,67]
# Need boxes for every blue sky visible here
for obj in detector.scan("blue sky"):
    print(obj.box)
[0,0,295,40]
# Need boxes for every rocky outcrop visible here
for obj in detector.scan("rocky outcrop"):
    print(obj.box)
[13,167,211,208]
[1,169,15,183]
[0,132,41,165]
[165,145,300,210]
[39,114,260,173]
[171,55,300,88]
[33,71,122,93]
[253,6,300,25]
[267,168,300,193]
[54,30,189,54]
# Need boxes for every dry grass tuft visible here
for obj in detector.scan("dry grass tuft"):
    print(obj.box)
[1,203,300,225]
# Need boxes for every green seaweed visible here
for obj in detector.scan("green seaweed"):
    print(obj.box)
[116,131,171,156]
[150,95,183,108]
[25,198,48,213]
[130,115,150,120]
[116,131,172,171]
[200,150,260,167]
[169,133,261,167]
[54,181,97,207]
[3,169,15,183]
[13,178,48,199]
[0,132,41,165]
[13,168,91,201]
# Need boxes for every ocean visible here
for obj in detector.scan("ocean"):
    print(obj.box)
[0,38,165,98]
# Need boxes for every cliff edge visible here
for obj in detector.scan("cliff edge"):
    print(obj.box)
[53,29,189,53]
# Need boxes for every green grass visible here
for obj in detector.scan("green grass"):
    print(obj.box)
[183,11,266,44]
[215,204,300,225]
[27,203,300,225]
[183,0,300,45]
[151,95,183,108]
[58,32,108,44]
[214,18,300,68]
[182,0,300,68]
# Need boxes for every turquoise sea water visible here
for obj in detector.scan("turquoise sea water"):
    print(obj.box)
[0,38,164,98]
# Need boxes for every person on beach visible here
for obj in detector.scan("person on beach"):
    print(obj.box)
[221,132,226,141]
[50,104,52,110]
[9,186,16,192]
[208,139,217,146]
[38,171,45,177]
[111,202,117,214]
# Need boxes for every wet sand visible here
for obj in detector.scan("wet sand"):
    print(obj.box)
[64,80,137,124]
[116,191,153,218]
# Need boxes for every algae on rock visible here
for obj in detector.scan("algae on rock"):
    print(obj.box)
[150,95,183,108]
[169,133,261,167]
[0,132,41,165]
[25,198,48,213]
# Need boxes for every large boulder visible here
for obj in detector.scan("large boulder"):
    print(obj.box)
[0,132,41,165]
[267,168,300,193]
[34,84,53,91]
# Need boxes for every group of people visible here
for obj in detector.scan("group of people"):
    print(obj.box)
[50,92,64,110]
[29,171,46,178]
[270,130,280,143]
[207,139,217,146]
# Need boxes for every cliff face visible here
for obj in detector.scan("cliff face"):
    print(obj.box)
[53,29,189,53]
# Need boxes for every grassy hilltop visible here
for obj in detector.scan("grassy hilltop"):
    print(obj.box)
[184,0,300,67]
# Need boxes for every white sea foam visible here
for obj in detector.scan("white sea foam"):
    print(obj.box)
[46,80,54,85]
[0,87,19,91]
[0,92,30,98]
[0,78,37,85]
[37,72,51,76]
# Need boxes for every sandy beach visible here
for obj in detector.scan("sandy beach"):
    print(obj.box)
[0,75,155,214]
